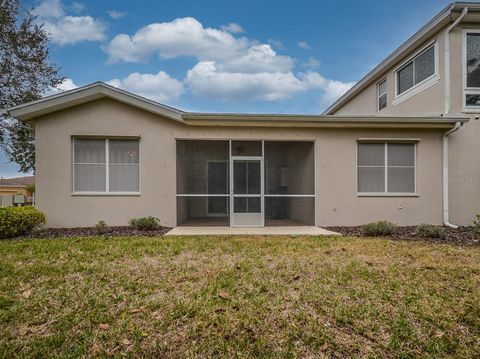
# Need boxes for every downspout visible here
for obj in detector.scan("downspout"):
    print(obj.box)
[442,7,468,229]
[443,122,461,229]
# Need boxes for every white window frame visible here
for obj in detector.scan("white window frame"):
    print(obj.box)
[356,141,417,197]
[72,137,141,196]
[393,40,439,105]
[377,78,387,111]
[462,29,480,111]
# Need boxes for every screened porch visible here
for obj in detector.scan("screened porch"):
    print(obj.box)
[176,140,315,227]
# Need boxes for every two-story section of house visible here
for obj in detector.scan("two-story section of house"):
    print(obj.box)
[324,2,480,226]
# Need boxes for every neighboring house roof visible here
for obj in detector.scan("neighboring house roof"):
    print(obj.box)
[3,82,468,129]
[0,176,34,188]
[323,2,480,115]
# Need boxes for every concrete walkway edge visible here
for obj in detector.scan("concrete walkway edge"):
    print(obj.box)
[165,226,340,236]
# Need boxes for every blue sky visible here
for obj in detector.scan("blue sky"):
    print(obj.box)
[0,0,459,177]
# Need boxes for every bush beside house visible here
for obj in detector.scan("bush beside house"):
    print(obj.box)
[0,207,46,238]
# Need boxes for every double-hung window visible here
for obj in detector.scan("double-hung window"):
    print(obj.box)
[73,138,140,193]
[378,79,387,110]
[396,43,436,97]
[357,142,416,195]
[464,30,480,108]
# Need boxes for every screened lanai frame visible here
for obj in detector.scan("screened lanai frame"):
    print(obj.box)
[175,139,316,227]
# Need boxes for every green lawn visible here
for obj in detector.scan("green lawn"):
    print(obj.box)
[0,235,479,358]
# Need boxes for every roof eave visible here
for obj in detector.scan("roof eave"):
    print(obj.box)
[182,114,468,128]
[5,82,186,123]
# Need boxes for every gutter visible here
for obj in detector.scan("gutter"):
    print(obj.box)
[445,6,468,113]
[442,121,462,229]
[442,6,468,229]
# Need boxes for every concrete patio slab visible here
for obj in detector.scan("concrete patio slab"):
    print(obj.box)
[165,226,340,236]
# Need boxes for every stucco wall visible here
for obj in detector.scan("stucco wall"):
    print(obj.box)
[35,98,445,227]
[329,20,480,226]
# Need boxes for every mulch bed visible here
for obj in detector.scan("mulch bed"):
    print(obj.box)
[13,225,480,246]
[326,226,480,246]
[24,226,172,239]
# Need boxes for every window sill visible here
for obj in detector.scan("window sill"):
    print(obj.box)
[393,75,439,106]
[461,108,480,114]
[71,192,141,196]
[357,193,418,197]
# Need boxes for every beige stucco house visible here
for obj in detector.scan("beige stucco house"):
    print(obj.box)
[4,2,480,228]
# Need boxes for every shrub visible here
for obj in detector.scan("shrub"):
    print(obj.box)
[94,220,108,234]
[416,224,446,239]
[129,216,160,231]
[474,214,480,236]
[362,220,396,236]
[0,207,46,238]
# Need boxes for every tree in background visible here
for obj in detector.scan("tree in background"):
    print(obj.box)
[0,0,63,173]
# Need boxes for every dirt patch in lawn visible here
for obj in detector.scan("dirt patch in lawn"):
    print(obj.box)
[22,226,172,239]
[326,226,480,246]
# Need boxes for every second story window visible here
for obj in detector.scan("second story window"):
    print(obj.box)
[465,31,480,108]
[396,43,436,96]
[378,79,387,110]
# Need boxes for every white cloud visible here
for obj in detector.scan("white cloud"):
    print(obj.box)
[104,17,250,63]
[217,45,294,74]
[107,71,183,102]
[33,0,106,45]
[302,57,320,69]
[57,78,78,91]
[108,10,126,19]
[320,79,355,105]
[185,62,325,101]
[71,2,86,13]
[220,22,245,34]
[46,78,78,95]
[32,0,64,19]
[104,16,353,105]
[268,39,285,50]
[298,41,311,50]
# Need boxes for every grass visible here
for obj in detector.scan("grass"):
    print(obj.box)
[0,235,479,358]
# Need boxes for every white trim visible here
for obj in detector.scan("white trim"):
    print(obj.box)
[357,138,420,142]
[231,156,263,227]
[377,78,387,111]
[462,29,480,110]
[393,40,439,104]
[229,140,233,225]
[176,194,230,197]
[72,137,141,195]
[105,138,110,193]
[71,192,141,196]
[262,141,265,227]
[357,193,419,197]
[264,194,315,197]
[356,141,417,196]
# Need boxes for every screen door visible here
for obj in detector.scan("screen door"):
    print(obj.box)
[231,158,263,226]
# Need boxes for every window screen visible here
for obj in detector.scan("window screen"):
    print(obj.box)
[465,32,480,107]
[466,33,480,88]
[357,143,415,194]
[73,138,140,193]
[378,79,387,111]
[74,139,106,192]
[397,44,435,95]
[109,140,140,192]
